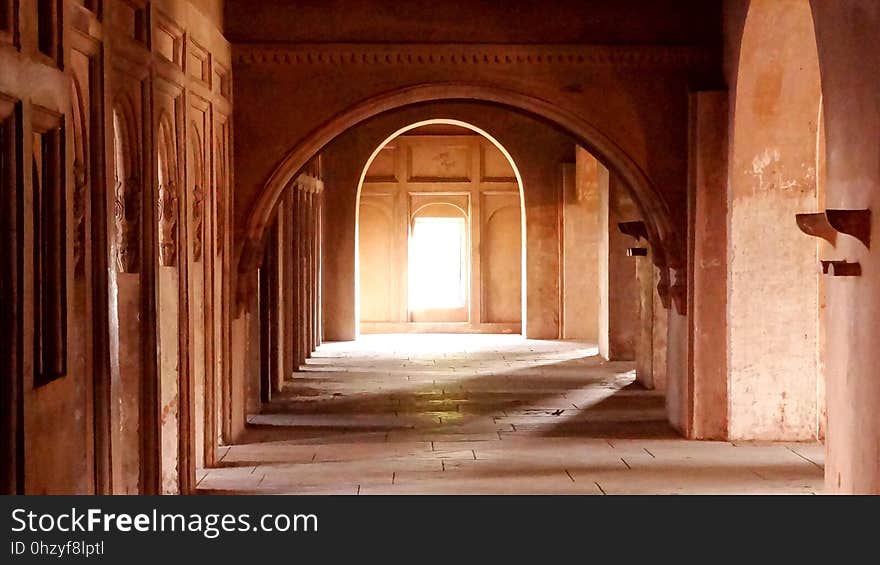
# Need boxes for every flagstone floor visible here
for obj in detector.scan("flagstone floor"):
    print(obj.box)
[198,334,824,495]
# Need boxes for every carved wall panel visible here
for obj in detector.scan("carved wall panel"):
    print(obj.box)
[188,101,209,263]
[0,95,22,494]
[153,10,184,70]
[358,196,395,322]
[0,0,20,48]
[187,38,212,87]
[408,140,471,182]
[69,41,97,282]
[213,114,230,257]
[31,106,67,385]
[364,144,397,183]
[156,112,179,267]
[481,194,522,323]
[111,93,141,274]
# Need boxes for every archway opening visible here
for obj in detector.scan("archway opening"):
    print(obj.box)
[355,120,527,335]
[238,96,672,495]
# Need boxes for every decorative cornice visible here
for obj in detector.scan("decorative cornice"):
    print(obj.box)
[233,43,714,70]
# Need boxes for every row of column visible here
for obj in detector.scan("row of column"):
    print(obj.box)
[260,167,324,402]
[293,176,323,369]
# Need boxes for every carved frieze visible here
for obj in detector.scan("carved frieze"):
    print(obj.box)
[158,181,179,267]
[114,175,141,273]
[234,44,715,70]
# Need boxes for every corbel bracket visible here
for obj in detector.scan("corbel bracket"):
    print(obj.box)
[825,209,870,248]
[796,209,870,248]
[820,260,861,277]
[618,221,649,242]
[795,213,837,246]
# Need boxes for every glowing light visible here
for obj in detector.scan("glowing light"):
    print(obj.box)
[408,217,467,310]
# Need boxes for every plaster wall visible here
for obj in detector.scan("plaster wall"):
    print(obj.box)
[689,90,729,439]
[598,170,640,361]
[564,148,601,340]
[809,0,880,493]
[726,0,821,440]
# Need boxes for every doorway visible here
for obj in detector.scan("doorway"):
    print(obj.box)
[356,120,525,334]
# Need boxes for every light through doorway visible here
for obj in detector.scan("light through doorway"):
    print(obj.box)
[356,119,525,334]
[408,215,468,321]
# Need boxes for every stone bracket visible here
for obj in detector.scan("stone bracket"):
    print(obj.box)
[826,209,871,249]
[618,220,649,241]
[796,208,870,248]
[795,212,837,246]
[820,260,861,277]
[656,265,687,315]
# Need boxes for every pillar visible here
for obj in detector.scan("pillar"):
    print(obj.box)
[598,167,639,361]
[562,150,600,341]
[634,250,654,388]
[810,0,880,493]
[688,90,729,439]
[728,0,821,440]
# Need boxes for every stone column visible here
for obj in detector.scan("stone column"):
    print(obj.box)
[562,149,600,341]
[728,1,821,440]
[295,188,306,368]
[306,191,315,357]
[689,90,729,439]
[598,168,639,361]
[810,0,880,493]
[634,251,655,388]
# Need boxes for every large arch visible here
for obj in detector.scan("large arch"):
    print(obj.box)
[724,0,824,441]
[354,118,528,334]
[237,83,681,283]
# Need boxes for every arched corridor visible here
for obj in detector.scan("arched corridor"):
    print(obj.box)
[2,0,880,496]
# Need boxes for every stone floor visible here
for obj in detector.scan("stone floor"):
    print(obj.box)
[198,334,825,495]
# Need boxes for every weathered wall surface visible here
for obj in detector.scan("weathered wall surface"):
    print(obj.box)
[725,0,821,440]
[599,171,640,361]
[689,90,729,439]
[809,0,880,493]
[564,149,601,340]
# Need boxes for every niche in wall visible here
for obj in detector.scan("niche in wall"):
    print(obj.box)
[36,0,62,67]
[0,0,19,47]
[31,107,66,386]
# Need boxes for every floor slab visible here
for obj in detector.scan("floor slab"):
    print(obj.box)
[199,334,824,495]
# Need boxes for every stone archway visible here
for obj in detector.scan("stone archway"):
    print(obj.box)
[353,119,528,335]
[236,83,682,294]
